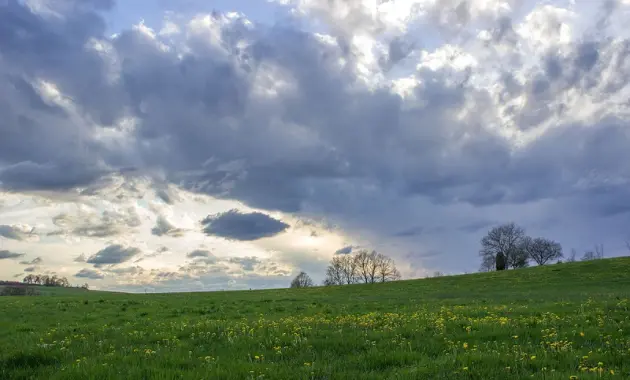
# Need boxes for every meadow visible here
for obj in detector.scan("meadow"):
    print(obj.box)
[1,258,630,379]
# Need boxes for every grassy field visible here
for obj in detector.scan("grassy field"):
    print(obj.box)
[1,258,629,379]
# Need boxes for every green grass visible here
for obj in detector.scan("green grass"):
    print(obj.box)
[1,258,630,379]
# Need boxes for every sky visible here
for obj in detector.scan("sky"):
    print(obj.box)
[1,0,630,292]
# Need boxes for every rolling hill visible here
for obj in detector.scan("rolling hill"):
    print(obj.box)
[1,257,629,379]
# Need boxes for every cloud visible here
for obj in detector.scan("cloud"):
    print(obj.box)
[24,266,37,272]
[0,224,35,240]
[151,215,185,237]
[19,257,43,265]
[74,254,87,262]
[227,256,262,271]
[0,225,24,240]
[0,250,25,260]
[75,268,105,280]
[0,0,630,285]
[393,227,424,238]
[186,250,213,259]
[201,210,290,241]
[334,245,354,255]
[103,266,145,276]
[86,245,141,268]
[154,185,180,205]
[51,207,142,238]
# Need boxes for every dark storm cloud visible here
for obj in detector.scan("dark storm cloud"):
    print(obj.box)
[201,210,290,241]
[0,0,127,192]
[0,250,25,260]
[4,0,627,213]
[86,245,141,268]
[75,268,105,279]
[1,0,630,279]
[0,225,23,240]
[0,161,110,192]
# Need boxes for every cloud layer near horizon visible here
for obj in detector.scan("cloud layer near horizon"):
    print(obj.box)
[1,0,630,291]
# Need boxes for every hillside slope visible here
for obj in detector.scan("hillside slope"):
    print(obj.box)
[1,258,629,379]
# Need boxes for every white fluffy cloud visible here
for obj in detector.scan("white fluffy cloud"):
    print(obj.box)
[1,0,630,290]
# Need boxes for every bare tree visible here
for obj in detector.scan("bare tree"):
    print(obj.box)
[479,254,495,272]
[595,244,604,259]
[567,249,577,262]
[339,254,359,285]
[324,256,345,285]
[582,244,604,261]
[377,254,401,282]
[524,237,563,265]
[324,250,400,285]
[479,223,528,270]
[290,271,314,288]
[355,250,379,284]
[58,277,70,287]
[325,254,359,285]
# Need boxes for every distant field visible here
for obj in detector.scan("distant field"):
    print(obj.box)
[1,258,630,379]
[0,285,90,297]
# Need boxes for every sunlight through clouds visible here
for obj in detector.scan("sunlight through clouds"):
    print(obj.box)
[1,0,630,291]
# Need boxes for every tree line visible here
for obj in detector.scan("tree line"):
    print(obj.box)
[290,249,401,289]
[479,222,605,271]
[21,274,89,289]
[22,274,71,287]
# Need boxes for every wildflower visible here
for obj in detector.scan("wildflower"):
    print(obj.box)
[579,332,585,337]
[462,367,469,371]
[463,342,468,349]
[569,376,578,380]
[610,370,615,375]
[530,355,536,360]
